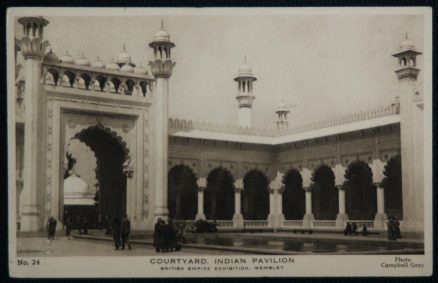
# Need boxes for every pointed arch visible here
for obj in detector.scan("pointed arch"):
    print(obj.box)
[168,165,198,220]
[205,167,235,220]
[242,169,269,220]
[282,169,305,220]
[311,165,338,220]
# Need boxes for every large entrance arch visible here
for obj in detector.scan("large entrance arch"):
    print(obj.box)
[311,165,338,220]
[242,170,269,220]
[205,168,235,220]
[345,160,376,220]
[382,155,403,219]
[282,169,305,220]
[168,165,198,220]
[64,125,129,226]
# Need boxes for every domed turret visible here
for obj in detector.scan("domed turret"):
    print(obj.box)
[60,51,74,64]
[275,99,290,130]
[134,63,148,75]
[91,56,105,69]
[392,34,422,80]
[105,59,120,71]
[43,47,59,64]
[75,54,90,67]
[116,44,135,67]
[63,173,95,205]
[121,63,134,73]
[148,21,176,77]
[234,56,257,128]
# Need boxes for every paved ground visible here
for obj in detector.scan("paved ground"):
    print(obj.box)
[17,237,248,257]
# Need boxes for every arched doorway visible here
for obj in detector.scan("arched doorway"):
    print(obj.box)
[242,170,269,220]
[282,169,305,220]
[205,168,235,220]
[64,125,129,227]
[381,155,402,219]
[311,165,338,220]
[168,165,198,220]
[345,160,376,220]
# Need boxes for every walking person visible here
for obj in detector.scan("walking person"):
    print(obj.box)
[121,214,132,250]
[112,217,121,250]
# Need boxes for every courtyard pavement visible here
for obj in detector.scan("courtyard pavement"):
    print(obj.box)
[16,236,248,257]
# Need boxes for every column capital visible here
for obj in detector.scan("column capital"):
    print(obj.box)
[234,178,244,192]
[20,37,50,60]
[374,182,383,188]
[303,186,312,192]
[149,60,175,78]
[197,177,207,190]
[335,184,345,191]
[269,171,284,193]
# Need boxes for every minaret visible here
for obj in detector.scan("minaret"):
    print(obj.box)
[275,100,290,130]
[149,22,175,221]
[392,34,423,236]
[18,17,50,231]
[234,57,257,127]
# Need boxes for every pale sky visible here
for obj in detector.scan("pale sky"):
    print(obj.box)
[15,10,425,128]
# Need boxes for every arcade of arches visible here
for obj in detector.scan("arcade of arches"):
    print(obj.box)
[166,155,403,229]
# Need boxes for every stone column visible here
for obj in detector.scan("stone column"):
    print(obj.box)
[149,36,176,221]
[195,177,206,220]
[232,179,244,228]
[268,171,285,230]
[335,185,349,228]
[18,17,50,231]
[303,187,314,228]
[373,183,388,230]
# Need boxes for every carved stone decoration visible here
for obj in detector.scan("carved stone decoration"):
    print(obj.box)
[123,155,134,178]
[142,111,150,218]
[149,60,176,78]
[45,97,54,218]
[67,119,77,129]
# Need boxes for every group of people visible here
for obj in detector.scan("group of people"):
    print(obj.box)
[344,222,369,236]
[153,218,184,252]
[111,215,132,250]
[63,212,89,239]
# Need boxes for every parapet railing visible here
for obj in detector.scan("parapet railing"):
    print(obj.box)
[282,220,304,227]
[244,220,269,228]
[169,104,400,138]
[41,62,155,98]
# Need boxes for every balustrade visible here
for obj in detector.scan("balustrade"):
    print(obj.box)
[282,220,303,227]
[41,62,154,98]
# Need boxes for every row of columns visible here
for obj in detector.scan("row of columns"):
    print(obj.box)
[192,171,388,230]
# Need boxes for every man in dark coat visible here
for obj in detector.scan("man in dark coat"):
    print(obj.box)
[153,218,163,252]
[344,222,352,236]
[82,216,89,235]
[65,216,73,239]
[112,217,121,250]
[121,214,132,250]
[46,216,57,240]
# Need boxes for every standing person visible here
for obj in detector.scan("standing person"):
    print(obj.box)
[104,215,111,235]
[394,217,402,240]
[351,222,358,236]
[46,216,57,240]
[167,219,177,252]
[153,218,163,252]
[97,213,103,230]
[344,222,352,236]
[65,216,73,240]
[387,216,396,240]
[75,214,82,234]
[121,214,132,250]
[82,216,89,235]
[112,217,121,250]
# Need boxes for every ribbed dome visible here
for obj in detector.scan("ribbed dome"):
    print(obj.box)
[275,100,289,113]
[238,63,253,76]
[43,48,59,63]
[91,57,105,69]
[116,45,132,65]
[64,174,89,194]
[400,38,415,50]
[106,59,120,71]
[121,64,134,73]
[154,28,171,42]
[134,63,148,75]
[60,51,74,64]
[75,54,90,66]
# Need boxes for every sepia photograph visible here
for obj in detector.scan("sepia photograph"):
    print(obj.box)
[7,7,433,277]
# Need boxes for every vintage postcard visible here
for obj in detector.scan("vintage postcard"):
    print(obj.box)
[7,7,433,278]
